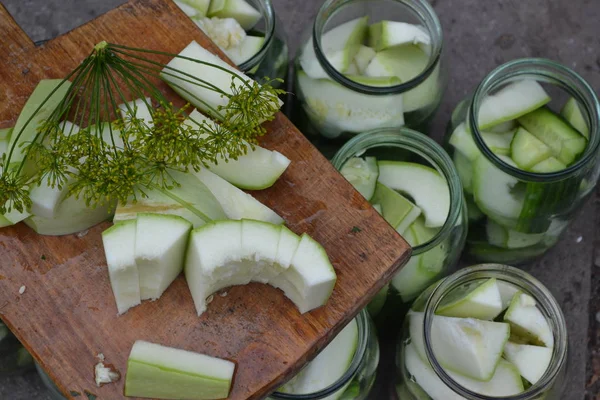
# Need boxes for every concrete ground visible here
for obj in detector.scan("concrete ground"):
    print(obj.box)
[1,0,599,399]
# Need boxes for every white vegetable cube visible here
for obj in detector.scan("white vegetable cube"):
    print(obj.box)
[125,340,235,400]
[504,292,554,348]
[275,226,301,269]
[241,219,281,282]
[503,342,553,384]
[102,220,141,314]
[134,213,192,300]
[279,234,337,313]
[409,312,510,381]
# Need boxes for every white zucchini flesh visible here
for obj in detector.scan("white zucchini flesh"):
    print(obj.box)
[161,41,282,121]
[278,318,359,400]
[300,16,369,79]
[135,213,192,300]
[503,342,553,384]
[409,312,510,381]
[177,0,211,16]
[368,21,431,51]
[174,0,201,17]
[207,0,261,31]
[192,167,284,224]
[298,71,404,139]
[224,35,265,66]
[125,340,234,400]
[477,79,550,130]
[24,195,114,236]
[504,292,554,348]
[183,109,290,190]
[184,220,336,316]
[102,220,141,315]
[377,161,449,228]
[435,278,503,320]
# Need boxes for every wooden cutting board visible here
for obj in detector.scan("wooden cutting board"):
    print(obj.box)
[0,1,411,399]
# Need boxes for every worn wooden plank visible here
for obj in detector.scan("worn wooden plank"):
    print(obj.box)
[0,1,411,399]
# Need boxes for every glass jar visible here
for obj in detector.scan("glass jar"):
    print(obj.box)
[332,128,467,332]
[268,310,379,400]
[0,319,33,375]
[395,264,568,400]
[444,59,600,265]
[293,0,446,157]
[242,0,289,87]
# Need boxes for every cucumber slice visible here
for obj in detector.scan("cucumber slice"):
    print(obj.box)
[488,119,518,133]
[185,221,335,315]
[297,71,404,139]
[114,170,227,228]
[530,156,566,173]
[300,16,369,80]
[24,195,114,235]
[497,281,520,311]
[436,278,503,320]
[504,292,554,348]
[450,359,524,396]
[377,161,450,228]
[278,318,358,399]
[370,182,421,235]
[352,45,376,74]
[8,79,72,164]
[561,97,589,139]
[472,155,524,221]
[503,342,552,384]
[192,167,283,224]
[0,127,12,140]
[404,342,463,400]
[339,156,379,201]
[224,35,264,65]
[477,79,550,130]
[367,284,389,316]
[368,21,431,51]
[481,130,514,156]
[453,150,474,194]
[409,312,510,381]
[102,220,141,314]
[391,218,443,302]
[517,107,587,165]
[510,127,552,170]
[125,340,234,400]
[184,110,290,189]
[135,213,192,300]
[161,41,282,121]
[364,45,438,112]
[207,0,261,30]
[449,123,479,161]
[176,0,210,16]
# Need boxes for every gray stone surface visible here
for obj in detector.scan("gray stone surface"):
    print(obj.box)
[1,0,599,399]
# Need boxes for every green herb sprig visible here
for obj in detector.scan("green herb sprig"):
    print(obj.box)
[0,41,285,215]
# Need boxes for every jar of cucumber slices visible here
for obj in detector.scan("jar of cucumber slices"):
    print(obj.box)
[174,0,289,85]
[293,0,446,156]
[268,310,379,400]
[444,58,600,265]
[395,264,568,400]
[332,128,467,328]
[0,319,33,375]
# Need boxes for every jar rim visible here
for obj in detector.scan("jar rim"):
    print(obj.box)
[331,127,465,255]
[311,0,444,95]
[421,264,568,399]
[468,58,600,183]
[268,310,371,399]
[238,0,277,71]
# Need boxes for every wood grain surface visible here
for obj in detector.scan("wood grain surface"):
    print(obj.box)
[0,1,411,399]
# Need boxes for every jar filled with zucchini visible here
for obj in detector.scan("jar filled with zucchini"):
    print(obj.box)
[444,58,600,265]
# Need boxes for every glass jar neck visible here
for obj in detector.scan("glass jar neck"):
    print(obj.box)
[312,0,443,95]
[239,0,276,71]
[421,264,568,400]
[331,128,464,256]
[269,310,371,399]
[468,58,600,182]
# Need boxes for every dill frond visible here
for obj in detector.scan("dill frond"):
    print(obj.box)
[0,41,283,214]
